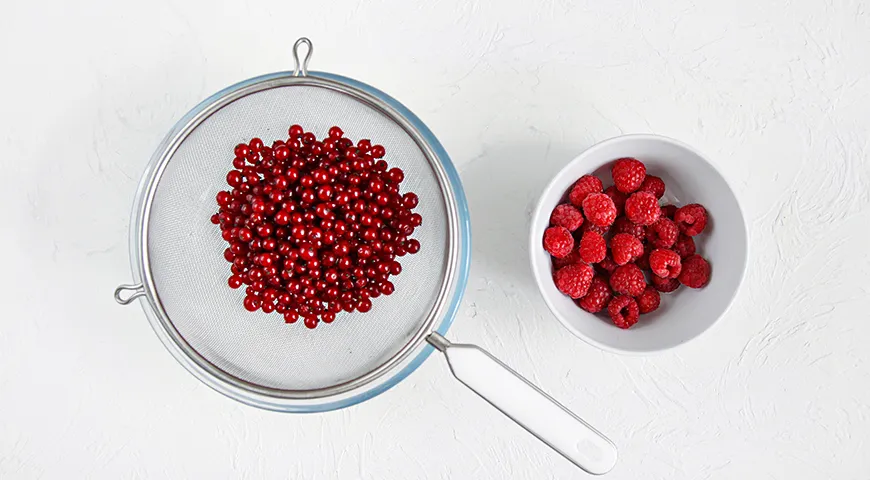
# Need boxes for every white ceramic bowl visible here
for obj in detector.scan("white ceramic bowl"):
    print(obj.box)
[530,134,748,355]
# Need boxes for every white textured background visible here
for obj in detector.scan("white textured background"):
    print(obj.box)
[2,0,869,478]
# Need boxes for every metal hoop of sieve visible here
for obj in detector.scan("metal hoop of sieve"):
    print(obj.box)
[114,38,616,474]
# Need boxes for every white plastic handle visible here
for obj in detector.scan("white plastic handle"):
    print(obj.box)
[427,333,617,475]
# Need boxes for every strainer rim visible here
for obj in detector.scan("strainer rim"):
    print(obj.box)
[125,70,471,412]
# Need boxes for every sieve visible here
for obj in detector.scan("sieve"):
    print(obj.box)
[114,38,617,474]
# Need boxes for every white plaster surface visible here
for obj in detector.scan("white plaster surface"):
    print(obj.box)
[2,0,869,478]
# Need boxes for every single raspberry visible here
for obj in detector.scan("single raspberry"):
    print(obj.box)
[611,158,646,194]
[611,233,644,265]
[661,204,677,219]
[596,254,618,275]
[635,243,654,270]
[672,233,696,259]
[552,247,582,269]
[581,221,610,236]
[612,216,646,241]
[554,263,595,299]
[625,192,660,226]
[549,204,584,231]
[568,175,603,207]
[609,263,646,297]
[679,254,710,288]
[649,248,682,279]
[636,286,661,314]
[674,204,708,236]
[577,275,612,313]
[651,274,680,293]
[603,186,627,216]
[581,193,617,227]
[578,231,607,264]
[608,295,639,329]
[646,218,679,248]
[639,175,666,199]
[543,226,574,258]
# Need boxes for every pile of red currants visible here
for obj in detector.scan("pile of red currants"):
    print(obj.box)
[212,125,421,329]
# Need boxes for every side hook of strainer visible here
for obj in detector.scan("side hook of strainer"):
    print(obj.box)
[115,37,616,474]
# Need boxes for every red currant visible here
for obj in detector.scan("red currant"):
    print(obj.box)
[234,144,250,158]
[388,168,404,183]
[243,296,261,312]
[357,298,372,313]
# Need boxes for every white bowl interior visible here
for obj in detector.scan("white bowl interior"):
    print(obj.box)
[530,135,747,354]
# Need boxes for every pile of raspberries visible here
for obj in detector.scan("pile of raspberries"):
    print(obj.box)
[542,157,711,329]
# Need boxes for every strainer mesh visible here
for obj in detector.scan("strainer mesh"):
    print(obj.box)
[147,85,450,391]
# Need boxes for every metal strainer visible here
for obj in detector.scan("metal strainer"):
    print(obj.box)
[114,38,616,474]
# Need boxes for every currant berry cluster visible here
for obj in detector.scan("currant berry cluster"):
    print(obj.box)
[212,125,421,329]
[543,158,711,329]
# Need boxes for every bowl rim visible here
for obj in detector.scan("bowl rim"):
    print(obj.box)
[529,133,749,355]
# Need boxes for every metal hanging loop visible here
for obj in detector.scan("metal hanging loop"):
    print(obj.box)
[292,38,313,77]
[114,283,145,305]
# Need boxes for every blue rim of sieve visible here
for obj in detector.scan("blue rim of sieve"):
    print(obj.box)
[125,70,471,413]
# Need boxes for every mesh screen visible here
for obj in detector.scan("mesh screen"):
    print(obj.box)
[147,85,449,391]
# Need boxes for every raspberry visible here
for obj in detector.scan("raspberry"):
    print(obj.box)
[661,204,677,219]
[554,263,595,299]
[609,264,646,297]
[610,233,644,265]
[651,274,680,293]
[596,254,618,275]
[603,186,627,216]
[543,226,574,258]
[649,248,682,279]
[612,216,646,241]
[577,275,612,313]
[625,192,660,226]
[611,158,646,194]
[639,175,666,199]
[674,204,708,236]
[552,247,582,269]
[608,295,639,329]
[549,204,584,231]
[581,193,617,227]
[636,286,661,314]
[672,233,696,259]
[581,221,610,236]
[569,175,603,207]
[578,231,607,264]
[646,218,679,248]
[679,254,710,288]
[635,243,653,270]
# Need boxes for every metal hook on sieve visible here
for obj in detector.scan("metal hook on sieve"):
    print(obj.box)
[114,283,145,305]
[292,37,313,77]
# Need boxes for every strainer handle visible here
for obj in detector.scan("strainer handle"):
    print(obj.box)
[427,333,617,474]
